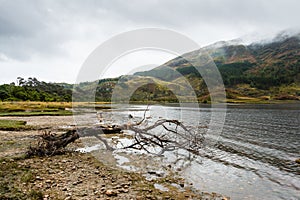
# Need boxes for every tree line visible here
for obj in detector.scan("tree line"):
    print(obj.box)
[0,77,72,102]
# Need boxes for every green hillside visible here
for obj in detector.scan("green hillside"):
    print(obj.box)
[132,34,300,102]
[1,34,299,103]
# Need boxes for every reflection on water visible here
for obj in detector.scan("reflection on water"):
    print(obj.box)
[80,103,300,200]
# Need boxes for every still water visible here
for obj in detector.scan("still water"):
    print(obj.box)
[81,103,300,199]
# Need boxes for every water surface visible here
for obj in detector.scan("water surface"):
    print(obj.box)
[86,103,300,199]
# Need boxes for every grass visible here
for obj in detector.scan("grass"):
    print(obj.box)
[0,101,115,117]
[0,101,112,117]
[0,101,72,111]
[0,119,35,131]
[226,97,300,104]
[0,102,74,117]
[0,110,73,117]
[21,171,34,183]
[0,157,43,200]
[225,83,300,104]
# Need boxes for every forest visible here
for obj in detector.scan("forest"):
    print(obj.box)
[0,77,72,102]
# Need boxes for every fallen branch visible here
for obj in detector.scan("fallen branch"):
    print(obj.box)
[27,107,207,158]
[79,112,206,156]
[119,119,206,155]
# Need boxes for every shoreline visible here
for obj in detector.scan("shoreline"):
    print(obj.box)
[0,115,229,200]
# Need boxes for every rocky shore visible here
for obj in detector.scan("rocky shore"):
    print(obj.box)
[0,115,229,200]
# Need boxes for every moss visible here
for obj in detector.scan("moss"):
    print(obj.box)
[28,189,43,200]
[21,171,34,183]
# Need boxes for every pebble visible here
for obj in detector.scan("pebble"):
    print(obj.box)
[114,184,121,189]
[45,179,51,183]
[118,188,129,193]
[77,180,83,184]
[105,189,117,197]
[146,194,155,199]
[80,192,87,197]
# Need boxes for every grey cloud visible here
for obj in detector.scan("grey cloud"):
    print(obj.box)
[0,0,61,60]
[97,0,300,29]
[0,0,300,61]
[0,1,45,37]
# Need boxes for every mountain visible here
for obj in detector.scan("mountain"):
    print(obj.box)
[4,33,298,103]
[130,33,300,102]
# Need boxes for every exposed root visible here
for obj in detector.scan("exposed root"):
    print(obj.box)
[26,130,79,157]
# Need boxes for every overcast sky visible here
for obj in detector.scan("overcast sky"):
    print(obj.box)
[1,0,300,84]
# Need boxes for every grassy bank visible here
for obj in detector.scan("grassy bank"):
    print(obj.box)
[0,119,35,131]
[0,102,73,117]
[0,102,72,111]
[0,110,73,117]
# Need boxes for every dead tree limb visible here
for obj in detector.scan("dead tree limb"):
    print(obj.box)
[77,107,207,156]
[119,119,206,155]
[27,105,207,158]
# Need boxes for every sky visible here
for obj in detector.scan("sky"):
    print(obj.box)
[0,0,300,84]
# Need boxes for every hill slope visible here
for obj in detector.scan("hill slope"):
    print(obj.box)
[3,33,298,103]
[131,34,300,102]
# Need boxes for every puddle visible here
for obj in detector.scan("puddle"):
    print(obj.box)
[154,183,169,192]
[113,153,139,171]
[59,125,75,129]
[171,183,185,191]
[76,144,101,153]
[76,136,171,180]
[114,153,130,165]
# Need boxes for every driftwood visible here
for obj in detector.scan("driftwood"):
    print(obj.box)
[26,125,123,157]
[26,130,79,157]
[118,119,206,155]
[27,107,206,157]
[78,107,206,156]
